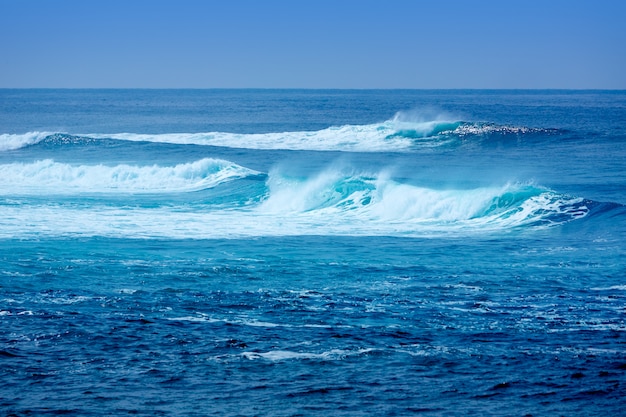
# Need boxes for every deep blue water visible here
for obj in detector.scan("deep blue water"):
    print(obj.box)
[1,89,626,416]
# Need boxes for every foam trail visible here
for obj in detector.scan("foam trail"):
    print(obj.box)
[0,158,258,194]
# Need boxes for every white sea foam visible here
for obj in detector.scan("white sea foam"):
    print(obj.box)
[117,289,139,294]
[92,119,541,152]
[242,348,374,361]
[166,316,222,323]
[0,167,589,239]
[0,132,51,151]
[259,168,587,230]
[1,118,543,154]
[0,158,258,195]
[17,311,34,316]
[45,295,93,305]
[87,117,461,152]
[590,285,626,291]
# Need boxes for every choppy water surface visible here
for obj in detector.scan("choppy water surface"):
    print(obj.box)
[1,89,625,416]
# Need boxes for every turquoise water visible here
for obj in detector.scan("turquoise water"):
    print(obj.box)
[1,89,626,415]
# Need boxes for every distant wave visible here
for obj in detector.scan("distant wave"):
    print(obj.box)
[92,121,556,152]
[1,118,560,153]
[0,158,258,194]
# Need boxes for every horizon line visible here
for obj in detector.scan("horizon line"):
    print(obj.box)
[2,87,625,92]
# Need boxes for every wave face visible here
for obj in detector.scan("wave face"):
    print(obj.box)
[257,169,591,233]
[0,163,596,239]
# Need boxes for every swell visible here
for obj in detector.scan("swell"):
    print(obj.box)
[94,122,562,152]
[1,119,564,153]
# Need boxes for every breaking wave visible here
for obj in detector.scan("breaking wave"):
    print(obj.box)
[1,117,560,153]
[0,132,52,151]
[0,158,258,194]
[258,169,591,230]
[0,164,600,239]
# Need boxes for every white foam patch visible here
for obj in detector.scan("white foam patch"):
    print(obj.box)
[0,132,51,151]
[590,285,626,291]
[166,316,222,323]
[44,296,93,305]
[87,117,460,152]
[0,158,258,195]
[0,195,586,240]
[242,348,374,361]
[117,289,140,294]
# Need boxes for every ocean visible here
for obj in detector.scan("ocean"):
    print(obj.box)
[1,89,625,416]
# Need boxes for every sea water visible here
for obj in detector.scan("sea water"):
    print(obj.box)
[1,89,625,416]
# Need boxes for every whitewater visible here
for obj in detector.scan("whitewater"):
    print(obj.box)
[1,89,625,416]
[0,117,551,152]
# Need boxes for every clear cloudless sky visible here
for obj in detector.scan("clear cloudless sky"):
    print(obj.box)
[1,0,625,89]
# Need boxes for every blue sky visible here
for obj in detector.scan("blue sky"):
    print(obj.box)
[1,0,624,88]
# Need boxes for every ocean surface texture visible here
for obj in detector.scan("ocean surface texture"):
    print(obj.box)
[1,89,625,416]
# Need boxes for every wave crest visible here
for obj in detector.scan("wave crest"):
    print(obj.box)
[259,169,590,232]
[3,118,561,154]
[0,158,258,194]
[0,165,600,238]
[0,132,51,151]
[97,120,561,152]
